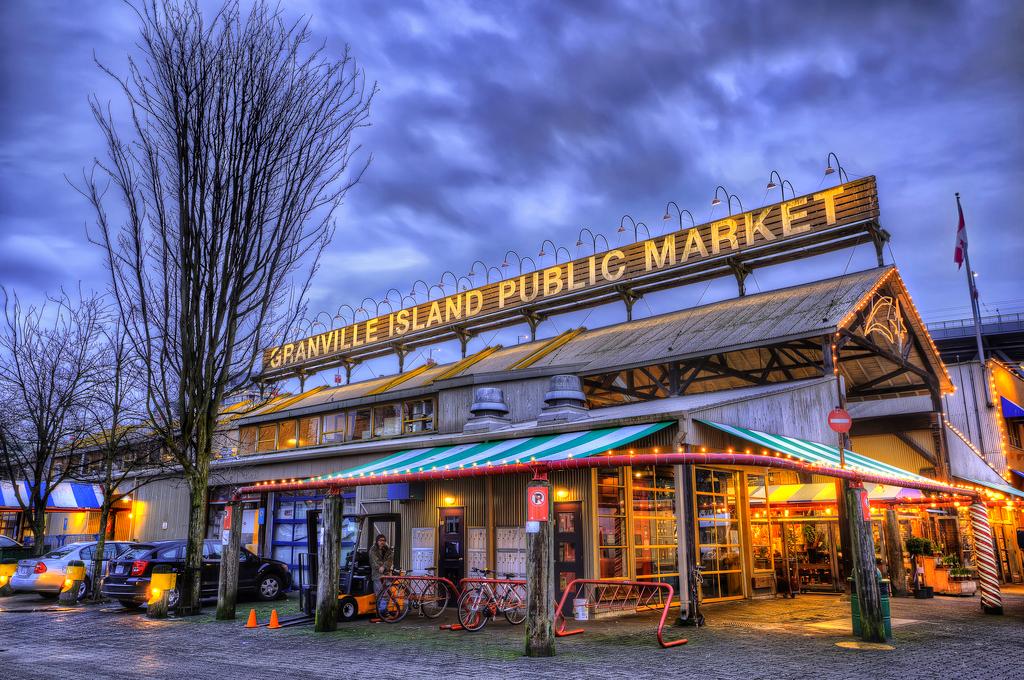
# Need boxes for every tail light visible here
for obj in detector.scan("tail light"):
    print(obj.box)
[33,562,47,574]
[130,560,149,576]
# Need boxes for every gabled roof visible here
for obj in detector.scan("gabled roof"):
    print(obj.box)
[237,266,951,422]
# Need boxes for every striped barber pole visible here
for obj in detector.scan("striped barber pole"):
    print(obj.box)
[969,503,1003,615]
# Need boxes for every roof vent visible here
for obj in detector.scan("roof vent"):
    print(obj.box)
[538,374,589,424]
[464,386,511,433]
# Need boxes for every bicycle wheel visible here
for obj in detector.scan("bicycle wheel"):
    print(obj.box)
[457,587,490,631]
[420,581,449,619]
[502,586,527,625]
[378,584,410,623]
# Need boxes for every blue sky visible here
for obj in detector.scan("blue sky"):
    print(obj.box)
[1,1,1022,384]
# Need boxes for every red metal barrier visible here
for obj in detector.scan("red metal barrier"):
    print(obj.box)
[458,576,527,593]
[553,579,687,648]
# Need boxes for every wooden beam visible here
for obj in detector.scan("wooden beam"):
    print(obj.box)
[216,500,243,620]
[893,432,937,465]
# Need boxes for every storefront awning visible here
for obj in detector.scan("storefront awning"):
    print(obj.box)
[749,482,923,505]
[314,422,673,481]
[696,419,934,483]
[954,475,1024,500]
[1000,396,1024,419]
[0,481,105,510]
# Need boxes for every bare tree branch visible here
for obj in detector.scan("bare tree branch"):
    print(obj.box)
[72,0,374,613]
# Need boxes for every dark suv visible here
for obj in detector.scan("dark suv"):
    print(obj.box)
[101,539,290,610]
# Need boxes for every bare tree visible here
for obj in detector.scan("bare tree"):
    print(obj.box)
[0,289,105,556]
[76,0,374,613]
[77,314,164,600]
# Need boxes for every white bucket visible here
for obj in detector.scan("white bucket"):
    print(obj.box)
[573,598,589,621]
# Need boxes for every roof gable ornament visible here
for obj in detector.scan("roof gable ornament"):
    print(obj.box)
[863,295,908,355]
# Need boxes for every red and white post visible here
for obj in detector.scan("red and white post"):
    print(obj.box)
[969,502,1003,615]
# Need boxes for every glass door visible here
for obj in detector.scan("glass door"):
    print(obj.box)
[694,467,744,601]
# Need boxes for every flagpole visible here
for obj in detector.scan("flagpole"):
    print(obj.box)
[956,192,990,407]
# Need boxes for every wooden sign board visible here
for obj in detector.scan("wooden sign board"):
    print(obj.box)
[262,177,879,375]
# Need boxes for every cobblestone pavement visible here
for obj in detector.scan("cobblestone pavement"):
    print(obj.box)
[1,588,1021,680]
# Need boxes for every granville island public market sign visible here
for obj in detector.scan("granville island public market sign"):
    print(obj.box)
[263,177,878,374]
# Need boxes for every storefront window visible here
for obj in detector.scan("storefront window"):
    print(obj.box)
[748,473,773,572]
[238,426,256,455]
[321,412,346,443]
[278,420,298,449]
[352,408,372,440]
[631,465,677,593]
[0,511,20,539]
[403,399,435,433]
[597,469,627,578]
[256,424,277,452]
[298,417,319,447]
[373,404,402,437]
[694,467,743,601]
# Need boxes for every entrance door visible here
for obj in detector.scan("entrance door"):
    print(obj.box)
[438,507,465,587]
[554,502,583,611]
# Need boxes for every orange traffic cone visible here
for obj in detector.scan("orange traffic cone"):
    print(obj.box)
[268,609,281,629]
[245,609,258,628]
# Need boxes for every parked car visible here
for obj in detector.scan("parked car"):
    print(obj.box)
[11,541,138,600]
[101,539,291,610]
[0,535,35,562]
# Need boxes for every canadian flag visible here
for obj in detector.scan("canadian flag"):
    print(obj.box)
[953,196,968,269]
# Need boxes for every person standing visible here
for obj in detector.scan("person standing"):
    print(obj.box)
[368,533,394,595]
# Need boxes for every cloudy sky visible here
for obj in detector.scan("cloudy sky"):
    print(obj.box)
[1,0,1022,381]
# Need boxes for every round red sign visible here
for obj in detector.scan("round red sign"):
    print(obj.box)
[828,408,852,433]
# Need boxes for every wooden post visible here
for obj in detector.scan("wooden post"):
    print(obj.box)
[676,462,703,624]
[525,474,555,657]
[216,501,243,620]
[883,509,908,596]
[844,482,886,641]
[315,493,343,632]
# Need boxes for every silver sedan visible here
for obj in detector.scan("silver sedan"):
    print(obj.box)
[11,541,137,600]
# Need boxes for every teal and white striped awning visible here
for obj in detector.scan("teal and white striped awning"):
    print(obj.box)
[316,422,672,481]
[696,419,933,483]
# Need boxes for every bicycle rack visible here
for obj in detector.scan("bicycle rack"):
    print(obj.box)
[553,578,687,648]
[377,574,460,622]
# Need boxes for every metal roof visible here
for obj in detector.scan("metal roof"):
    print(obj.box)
[237,266,949,423]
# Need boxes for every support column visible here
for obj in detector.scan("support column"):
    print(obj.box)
[845,482,886,642]
[969,502,1004,615]
[676,461,703,626]
[883,509,908,596]
[525,473,555,657]
[315,493,343,632]
[216,501,243,620]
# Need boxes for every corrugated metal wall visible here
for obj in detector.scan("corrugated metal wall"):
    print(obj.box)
[850,433,933,476]
[688,380,838,449]
[438,377,551,433]
[132,477,192,541]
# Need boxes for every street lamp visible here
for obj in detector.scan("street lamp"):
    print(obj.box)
[766,171,796,201]
[711,185,743,216]
[663,201,696,231]
[617,215,650,242]
[576,228,609,253]
[825,152,849,183]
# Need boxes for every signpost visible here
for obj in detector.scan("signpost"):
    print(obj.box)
[828,407,852,469]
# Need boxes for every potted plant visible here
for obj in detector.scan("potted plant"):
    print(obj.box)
[905,537,934,598]
[946,566,978,596]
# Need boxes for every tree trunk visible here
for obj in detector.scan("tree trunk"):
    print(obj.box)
[178,472,209,616]
[89,498,113,600]
[216,501,243,620]
[31,505,47,557]
[883,509,908,597]
[844,482,886,642]
[525,477,555,657]
[315,494,342,632]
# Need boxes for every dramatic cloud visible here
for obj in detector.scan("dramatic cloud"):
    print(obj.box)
[1,0,1022,380]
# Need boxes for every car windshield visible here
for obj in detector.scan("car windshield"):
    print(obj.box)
[119,546,156,560]
[0,536,18,547]
[43,547,78,559]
